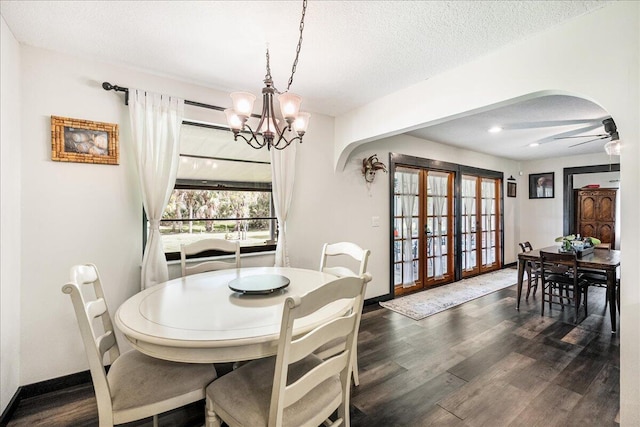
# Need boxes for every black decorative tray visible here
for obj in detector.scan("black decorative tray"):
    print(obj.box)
[228,274,290,295]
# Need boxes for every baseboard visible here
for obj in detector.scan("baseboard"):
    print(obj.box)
[0,387,22,427]
[364,294,392,306]
[503,262,517,269]
[0,370,92,426]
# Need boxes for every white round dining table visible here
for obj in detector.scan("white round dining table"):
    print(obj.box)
[114,267,345,363]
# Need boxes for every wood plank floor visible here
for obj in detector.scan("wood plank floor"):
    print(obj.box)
[6,282,619,426]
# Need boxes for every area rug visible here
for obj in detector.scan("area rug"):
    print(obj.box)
[379,268,518,320]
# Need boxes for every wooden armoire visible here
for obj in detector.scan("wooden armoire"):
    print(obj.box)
[575,188,617,247]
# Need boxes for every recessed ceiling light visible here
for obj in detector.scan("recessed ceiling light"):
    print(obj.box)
[529,142,540,147]
[488,126,502,133]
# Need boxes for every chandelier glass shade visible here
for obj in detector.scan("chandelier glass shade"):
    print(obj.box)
[224,0,310,150]
[604,133,621,156]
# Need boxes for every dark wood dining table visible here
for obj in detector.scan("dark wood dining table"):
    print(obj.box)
[517,245,621,333]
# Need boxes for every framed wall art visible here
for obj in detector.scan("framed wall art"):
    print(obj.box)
[51,116,119,165]
[529,172,554,199]
[507,182,517,198]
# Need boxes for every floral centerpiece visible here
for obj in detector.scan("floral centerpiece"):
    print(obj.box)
[554,234,601,252]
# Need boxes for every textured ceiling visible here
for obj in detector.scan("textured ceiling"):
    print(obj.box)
[1,1,615,161]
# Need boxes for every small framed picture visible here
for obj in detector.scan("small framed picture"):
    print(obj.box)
[529,172,554,199]
[507,182,517,198]
[51,116,119,165]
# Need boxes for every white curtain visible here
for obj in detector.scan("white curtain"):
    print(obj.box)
[462,177,476,270]
[129,89,184,290]
[428,172,448,278]
[400,171,418,287]
[270,144,297,267]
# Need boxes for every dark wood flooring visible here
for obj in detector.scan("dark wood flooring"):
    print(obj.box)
[6,283,619,426]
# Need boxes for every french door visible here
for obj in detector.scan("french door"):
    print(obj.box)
[391,155,503,297]
[461,175,501,277]
[393,167,454,296]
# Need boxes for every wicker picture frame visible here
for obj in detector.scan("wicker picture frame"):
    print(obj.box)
[51,116,119,165]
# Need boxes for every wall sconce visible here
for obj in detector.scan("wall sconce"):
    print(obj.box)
[362,154,387,183]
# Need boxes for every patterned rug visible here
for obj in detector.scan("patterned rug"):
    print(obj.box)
[379,268,518,320]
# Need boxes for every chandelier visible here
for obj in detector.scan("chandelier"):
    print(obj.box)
[224,0,310,150]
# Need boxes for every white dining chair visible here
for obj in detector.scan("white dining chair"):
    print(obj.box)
[205,275,367,427]
[62,263,217,427]
[319,241,370,278]
[317,241,371,386]
[180,238,240,277]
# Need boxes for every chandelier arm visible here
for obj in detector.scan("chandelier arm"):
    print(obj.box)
[233,123,268,149]
[234,131,267,150]
[286,0,307,92]
[271,133,304,150]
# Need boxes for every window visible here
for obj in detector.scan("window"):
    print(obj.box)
[146,123,277,261]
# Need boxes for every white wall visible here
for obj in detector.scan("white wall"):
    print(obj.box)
[573,171,620,190]
[519,152,615,250]
[333,3,639,423]
[0,16,22,414]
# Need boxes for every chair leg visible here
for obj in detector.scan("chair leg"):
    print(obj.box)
[205,397,222,427]
[574,287,580,324]
[351,350,360,386]
[541,283,546,317]
[153,415,159,427]
[583,286,588,318]
[525,264,532,299]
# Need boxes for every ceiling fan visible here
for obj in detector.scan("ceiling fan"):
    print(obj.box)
[553,117,619,148]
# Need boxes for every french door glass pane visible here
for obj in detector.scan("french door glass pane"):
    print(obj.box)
[411,217,419,238]
[394,219,403,238]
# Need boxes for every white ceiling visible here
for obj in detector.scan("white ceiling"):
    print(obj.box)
[1,0,616,161]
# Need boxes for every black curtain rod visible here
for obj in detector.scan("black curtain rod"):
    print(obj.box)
[102,81,223,112]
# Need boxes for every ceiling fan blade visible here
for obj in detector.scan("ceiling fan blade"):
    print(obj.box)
[506,116,609,130]
[536,122,604,145]
[555,133,608,139]
[569,136,609,148]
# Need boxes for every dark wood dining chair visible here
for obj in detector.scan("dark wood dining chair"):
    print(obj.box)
[578,246,620,312]
[539,251,590,323]
[519,241,540,299]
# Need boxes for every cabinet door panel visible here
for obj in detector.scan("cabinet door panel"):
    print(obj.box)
[579,196,596,221]
[597,195,615,222]
[580,222,597,238]
[597,223,614,244]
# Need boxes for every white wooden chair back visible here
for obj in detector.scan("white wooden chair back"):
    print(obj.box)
[180,238,240,277]
[319,241,370,278]
[269,275,366,427]
[62,263,118,425]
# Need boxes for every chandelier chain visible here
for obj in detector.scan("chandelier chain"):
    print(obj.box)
[286,0,307,92]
